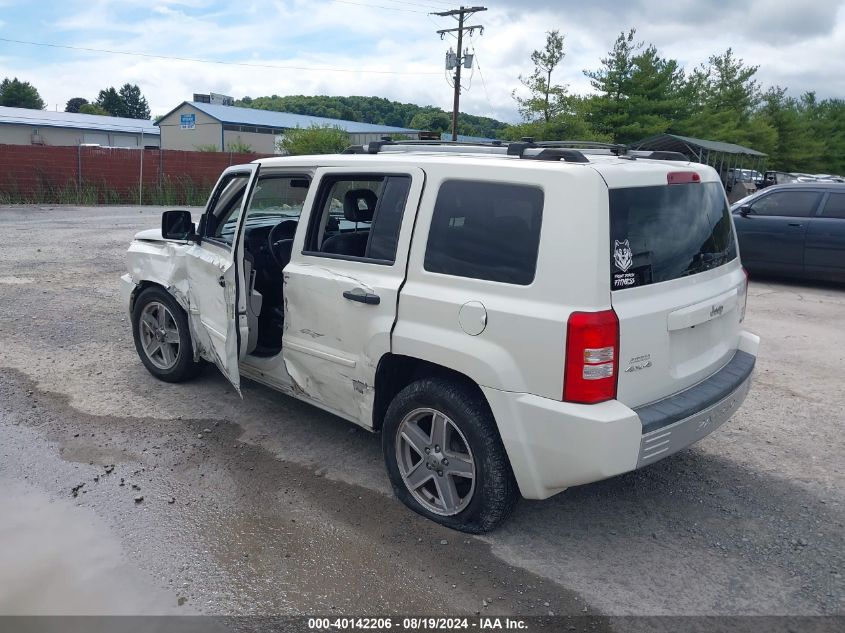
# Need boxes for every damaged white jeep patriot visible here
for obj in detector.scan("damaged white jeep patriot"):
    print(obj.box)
[121,140,760,532]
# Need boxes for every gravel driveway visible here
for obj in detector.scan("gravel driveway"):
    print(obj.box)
[0,205,842,623]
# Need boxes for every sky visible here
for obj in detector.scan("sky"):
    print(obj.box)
[1,0,844,123]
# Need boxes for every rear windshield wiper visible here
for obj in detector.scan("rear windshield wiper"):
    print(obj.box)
[682,251,729,276]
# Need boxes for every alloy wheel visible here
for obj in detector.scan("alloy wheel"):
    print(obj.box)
[138,301,181,370]
[395,407,476,516]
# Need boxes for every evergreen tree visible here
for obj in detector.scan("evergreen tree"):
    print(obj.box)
[94,84,150,119]
[800,94,845,175]
[65,97,89,113]
[675,48,768,147]
[584,29,639,138]
[0,77,45,109]
[96,87,125,117]
[755,87,824,171]
[118,83,151,120]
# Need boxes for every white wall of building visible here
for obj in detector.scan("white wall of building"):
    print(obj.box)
[0,123,159,148]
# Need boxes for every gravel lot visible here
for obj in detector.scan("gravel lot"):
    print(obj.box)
[0,205,842,620]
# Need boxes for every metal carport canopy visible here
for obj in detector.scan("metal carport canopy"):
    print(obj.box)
[631,134,766,158]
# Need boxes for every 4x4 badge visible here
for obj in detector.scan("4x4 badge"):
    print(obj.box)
[614,239,633,272]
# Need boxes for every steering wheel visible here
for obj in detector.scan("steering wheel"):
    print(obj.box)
[267,220,298,270]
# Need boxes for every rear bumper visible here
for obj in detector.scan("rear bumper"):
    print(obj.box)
[484,330,759,500]
[635,350,754,467]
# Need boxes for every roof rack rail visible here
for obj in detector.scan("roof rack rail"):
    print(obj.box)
[506,138,623,160]
[344,138,506,155]
[530,140,628,155]
[523,148,589,163]
[637,150,689,161]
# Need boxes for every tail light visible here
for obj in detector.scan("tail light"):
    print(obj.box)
[739,267,749,322]
[563,310,619,404]
[667,171,701,184]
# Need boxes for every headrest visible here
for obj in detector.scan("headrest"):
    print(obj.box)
[343,189,377,222]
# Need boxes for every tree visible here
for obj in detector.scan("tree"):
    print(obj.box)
[409,111,451,133]
[675,48,765,145]
[0,77,45,109]
[513,30,569,124]
[65,97,89,113]
[278,125,350,155]
[583,29,640,139]
[79,103,110,116]
[802,95,845,175]
[583,30,687,143]
[755,87,824,171]
[94,84,151,119]
[96,87,125,117]
[699,48,761,117]
[118,83,151,119]
[618,46,687,142]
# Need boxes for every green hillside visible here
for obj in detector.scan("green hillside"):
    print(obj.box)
[235,94,508,139]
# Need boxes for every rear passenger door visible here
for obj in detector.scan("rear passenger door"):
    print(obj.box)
[805,191,845,280]
[734,189,821,274]
[282,167,424,426]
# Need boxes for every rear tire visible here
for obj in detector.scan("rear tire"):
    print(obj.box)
[131,286,202,383]
[382,377,519,533]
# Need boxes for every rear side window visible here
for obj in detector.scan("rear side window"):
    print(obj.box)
[750,191,820,217]
[424,180,544,285]
[610,182,737,289]
[820,193,845,219]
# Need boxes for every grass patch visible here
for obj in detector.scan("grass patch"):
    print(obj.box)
[0,176,212,206]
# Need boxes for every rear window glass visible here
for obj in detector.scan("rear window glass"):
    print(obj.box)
[609,182,737,290]
[424,180,544,285]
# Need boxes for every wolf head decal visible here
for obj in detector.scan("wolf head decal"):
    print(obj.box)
[614,239,633,272]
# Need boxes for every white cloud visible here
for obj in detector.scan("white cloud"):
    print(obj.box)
[2,0,844,122]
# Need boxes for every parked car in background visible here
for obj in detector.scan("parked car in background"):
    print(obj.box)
[759,170,798,189]
[732,183,845,282]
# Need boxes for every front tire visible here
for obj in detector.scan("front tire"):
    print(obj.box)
[131,286,201,383]
[382,377,519,533]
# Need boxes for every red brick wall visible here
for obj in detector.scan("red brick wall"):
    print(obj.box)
[0,144,272,203]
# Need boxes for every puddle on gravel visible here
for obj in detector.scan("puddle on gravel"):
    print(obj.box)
[0,478,179,615]
[0,367,611,623]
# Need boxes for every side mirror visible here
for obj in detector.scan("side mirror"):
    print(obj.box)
[738,205,752,217]
[161,210,196,241]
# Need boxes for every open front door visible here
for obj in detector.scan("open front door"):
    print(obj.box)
[186,164,259,393]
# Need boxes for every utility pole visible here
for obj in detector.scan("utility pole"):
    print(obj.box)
[433,5,486,141]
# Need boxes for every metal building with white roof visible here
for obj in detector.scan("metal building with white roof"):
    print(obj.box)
[0,106,160,148]
[156,100,420,153]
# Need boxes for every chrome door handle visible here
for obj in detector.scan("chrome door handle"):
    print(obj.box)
[343,288,380,305]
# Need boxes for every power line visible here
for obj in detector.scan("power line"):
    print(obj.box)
[0,37,441,76]
[329,0,427,13]
[377,0,450,9]
[468,34,493,112]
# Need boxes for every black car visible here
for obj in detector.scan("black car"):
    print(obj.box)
[731,183,845,282]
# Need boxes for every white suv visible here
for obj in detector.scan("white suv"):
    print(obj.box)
[121,140,759,533]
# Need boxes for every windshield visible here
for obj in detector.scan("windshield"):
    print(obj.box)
[609,181,737,290]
